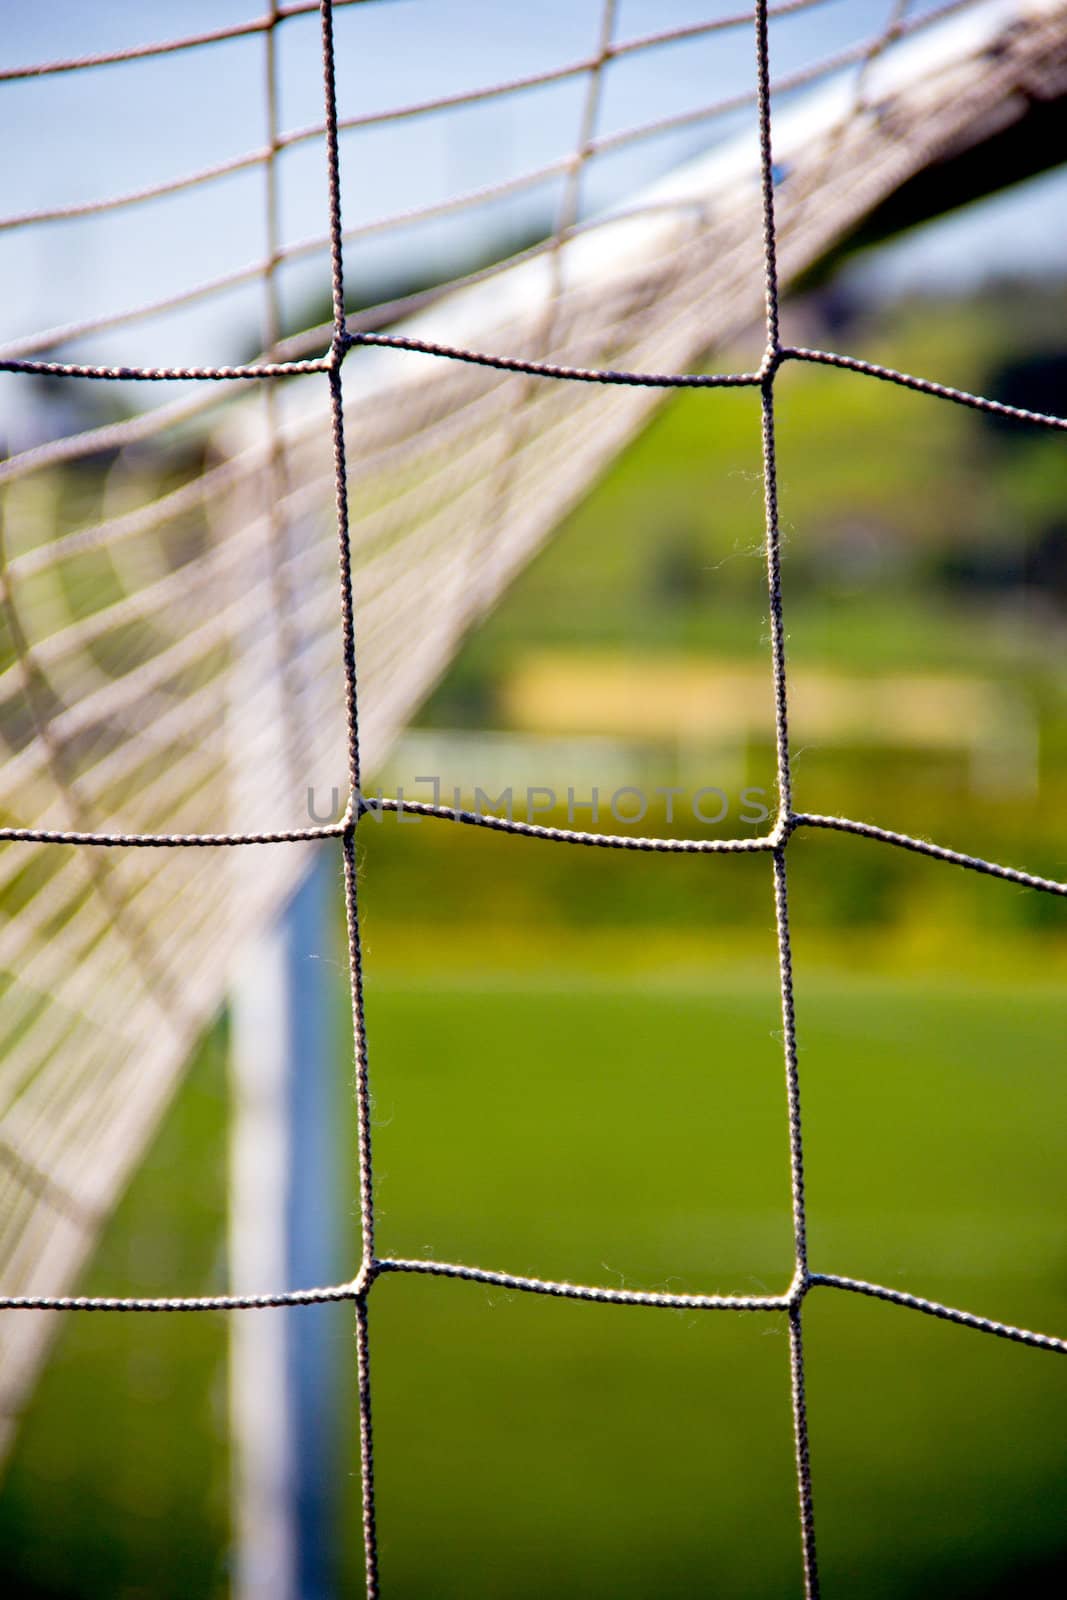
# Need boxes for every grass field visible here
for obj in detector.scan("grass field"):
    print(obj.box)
[421,293,1067,716]
[1,287,1064,1594]
[1,939,1064,1598]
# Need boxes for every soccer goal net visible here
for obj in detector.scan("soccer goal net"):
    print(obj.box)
[0,2,1065,1593]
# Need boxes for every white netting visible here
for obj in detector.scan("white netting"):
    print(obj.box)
[0,4,1065,1588]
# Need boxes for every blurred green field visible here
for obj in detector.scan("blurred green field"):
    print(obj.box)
[1,285,1064,1595]
[1,948,1064,1598]
[423,292,1067,696]
[363,961,1067,1600]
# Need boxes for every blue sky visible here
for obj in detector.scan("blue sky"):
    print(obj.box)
[0,0,1063,405]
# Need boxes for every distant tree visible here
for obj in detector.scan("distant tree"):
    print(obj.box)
[982,349,1067,443]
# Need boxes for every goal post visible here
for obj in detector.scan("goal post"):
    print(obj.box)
[0,4,1064,1594]
[230,851,340,1600]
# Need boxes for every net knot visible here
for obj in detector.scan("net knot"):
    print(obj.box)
[759,343,784,381]
[771,809,799,846]
[788,1270,811,1309]
[350,1259,379,1299]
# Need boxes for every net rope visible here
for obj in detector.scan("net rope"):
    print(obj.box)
[1,2,1066,1593]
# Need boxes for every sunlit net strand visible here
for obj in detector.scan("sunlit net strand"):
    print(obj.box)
[0,537,369,761]
[285,202,762,775]
[2,1264,1065,1356]
[2,805,1063,896]
[2,0,1062,1292]
[0,670,317,913]
[0,593,334,827]
[3,990,181,1211]
[0,643,212,1071]
[18,377,1062,1376]
[0,601,340,915]
[0,0,976,368]
[1,1,1065,1587]
[0,402,327,555]
[0,386,234,488]
[7,1063,157,1229]
[0,896,199,1145]
[0,295,522,497]
[1,442,342,712]
[0,0,390,81]
[451,0,623,663]
[0,0,834,85]
[0,894,307,1228]
[4,0,986,239]
[6,302,1062,960]
[0,851,334,1139]
[0,5,840,231]
[0,10,1003,527]
[331,6,1065,1595]
[1,934,347,1331]
[0,448,342,1414]
[5,339,1067,436]
[0,849,332,1418]
[8,912,224,1216]
[0,163,671,368]
[0,71,758,360]
[0,334,507,514]
[0,1017,203,1318]
[0,617,335,870]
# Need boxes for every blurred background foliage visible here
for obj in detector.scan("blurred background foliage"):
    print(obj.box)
[0,250,1065,1598]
